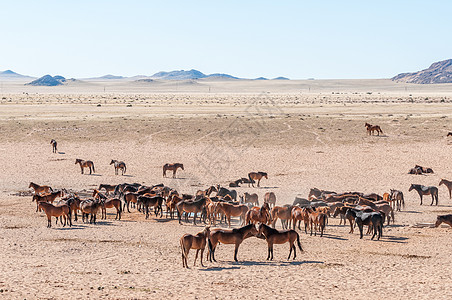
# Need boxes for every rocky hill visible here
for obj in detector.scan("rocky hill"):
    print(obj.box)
[392,59,452,84]
[26,75,66,86]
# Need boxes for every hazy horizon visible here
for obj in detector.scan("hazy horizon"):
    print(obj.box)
[1,1,452,79]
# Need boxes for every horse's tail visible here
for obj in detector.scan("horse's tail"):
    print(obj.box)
[92,162,95,173]
[124,164,126,174]
[391,208,395,224]
[401,193,405,209]
[207,237,213,255]
[296,232,303,252]
[248,173,255,184]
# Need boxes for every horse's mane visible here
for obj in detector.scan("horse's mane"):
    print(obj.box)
[234,224,254,234]
[261,223,278,235]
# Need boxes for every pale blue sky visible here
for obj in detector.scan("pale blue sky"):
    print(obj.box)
[1,1,451,79]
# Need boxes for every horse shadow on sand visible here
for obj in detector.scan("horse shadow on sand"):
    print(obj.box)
[201,260,323,271]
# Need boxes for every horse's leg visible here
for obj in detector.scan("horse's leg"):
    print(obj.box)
[419,193,423,205]
[431,194,434,206]
[288,242,293,260]
[257,179,260,187]
[194,249,199,267]
[266,243,271,260]
[200,249,205,267]
[234,243,240,262]
[173,169,176,178]
[193,212,197,225]
[80,166,83,174]
[48,217,51,228]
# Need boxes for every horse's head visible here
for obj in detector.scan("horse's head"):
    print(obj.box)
[75,159,80,164]
[365,122,370,127]
[408,184,415,192]
[249,224,258,237]
[439,179,445,186]
[435,216,444,227]
[179,164,184,170]
[110,160,115,165]
[203,226,211,236]
[28,182,33,188]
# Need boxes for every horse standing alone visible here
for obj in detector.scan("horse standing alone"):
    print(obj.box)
[365,122,383,136]
[50,139,57,153]
[75,159,95,174]
[110,159,126,175]
[163,163,184,178]
[409,184,438,206]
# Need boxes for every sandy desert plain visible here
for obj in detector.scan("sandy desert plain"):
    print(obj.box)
[1,78,452,299]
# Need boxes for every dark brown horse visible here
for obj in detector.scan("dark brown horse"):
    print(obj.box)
[75,159,95,174]
[101,198,122,220]
[365,122,383,136]
[110,160,126,175]
[208,224,258,262]
[163,163,184,178]
[409,184,438,205]
[435,214,452,228]
[50,139,57,153]
[258,223,303,260]
[248,172,268,187]
[439,179,452,199]
[180,226,211,268]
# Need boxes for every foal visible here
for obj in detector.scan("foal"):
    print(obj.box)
[180,226,210,268]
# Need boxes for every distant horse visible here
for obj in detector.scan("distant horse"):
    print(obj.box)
[435,214,452,228]
[389,189,405,211]
[177,197,207,225]
[163,163,184,178]
[110,160,126,175]
[215,202,249,227]
[439,179,452,199]
[258,223,303,260]
[196,186,217,197]
[80,199,102,224]
[448,132,452,137]
[98,184,117,195]
[414,165,434,174]
[229,179,243,187]
[101,198,122,220]
[248,172,268,187]
[29,182,53,194]
[409,184,438,205]
[50,139,57,153]
[245,203,271,225]
[348,209,383,240]
[308,209,328,237]
[365,122,383,136]
[271,205,293,229]
[180,226,210,268]
[216,187,237,201]
[75,159,95,174]
[264,192,276,208]
[208,224,258,262]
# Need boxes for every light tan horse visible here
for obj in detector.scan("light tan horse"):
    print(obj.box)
[248,172,268,187]
[365,122,383,136]
[163,163,184,178]
[110,160,126,175]
[258,223,303,260]
[439,179,452,199]
[29,182,53,194]
[264,192,276,208]
[38,202,71,228]
[75,159,95,174]
[216,202,249,227]
[180,226,210,268]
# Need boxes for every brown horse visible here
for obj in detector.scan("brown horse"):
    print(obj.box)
[365,122,383,136]
[38,202,71,228]
[309,209,328,237]
[389,189,405,211]
[435,214,452,228]
[216,202,249,227]
[271,205,293,229]
[333,206,355,233]
[196,186,217,197]
[180,227,211,268]
[122,192,140,212]
[98,184,117,195]
[241,192,259,206]
[163,163,184,178]
[101,198,122,220]
[258,223,303,260]
[208,224,258,262]
[75,159,95,174]
[110,160,126,175]
[264,192,276,208]
[80,199,102,224]
[177,197,207,225]
[439,179,452,199]
[32,190,63,212]
[245,203,271,225]
[29,182,53,194]
[50,139,57,153]
[248,172,268,187]
[138,195,164,219]
[291,206,309,233]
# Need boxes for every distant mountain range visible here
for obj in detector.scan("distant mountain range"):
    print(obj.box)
[0,70,35,80]
[392,59,452,84]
